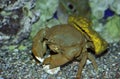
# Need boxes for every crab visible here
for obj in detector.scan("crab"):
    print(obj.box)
[32,16,108,79]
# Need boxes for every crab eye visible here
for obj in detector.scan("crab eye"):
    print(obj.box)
[68,3,74,10]
[67,3,76,13]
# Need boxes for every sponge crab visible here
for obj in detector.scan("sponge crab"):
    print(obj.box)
[32,16,108,78]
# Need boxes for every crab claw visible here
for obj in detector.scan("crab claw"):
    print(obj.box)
[32,29,47,58]
[43,53,72,69]
[35,55,60,74]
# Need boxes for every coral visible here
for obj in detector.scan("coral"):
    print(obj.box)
[35,0,59,21]
[92,15,120,43]
[110,0,120,15]
[30,0,59,38]
[89,0,113,19]
[0,0,36,44]
[89,0,120,19]
[0,9,22,35]
[100,15,120,43]
[89,0,120,43]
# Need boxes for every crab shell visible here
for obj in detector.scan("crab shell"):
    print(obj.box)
[32,16,108,78]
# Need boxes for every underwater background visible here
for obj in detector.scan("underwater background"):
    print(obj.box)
[0,0,120,79]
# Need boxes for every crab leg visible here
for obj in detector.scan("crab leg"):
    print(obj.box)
[88,53,98,71]
[76,52,87,79]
